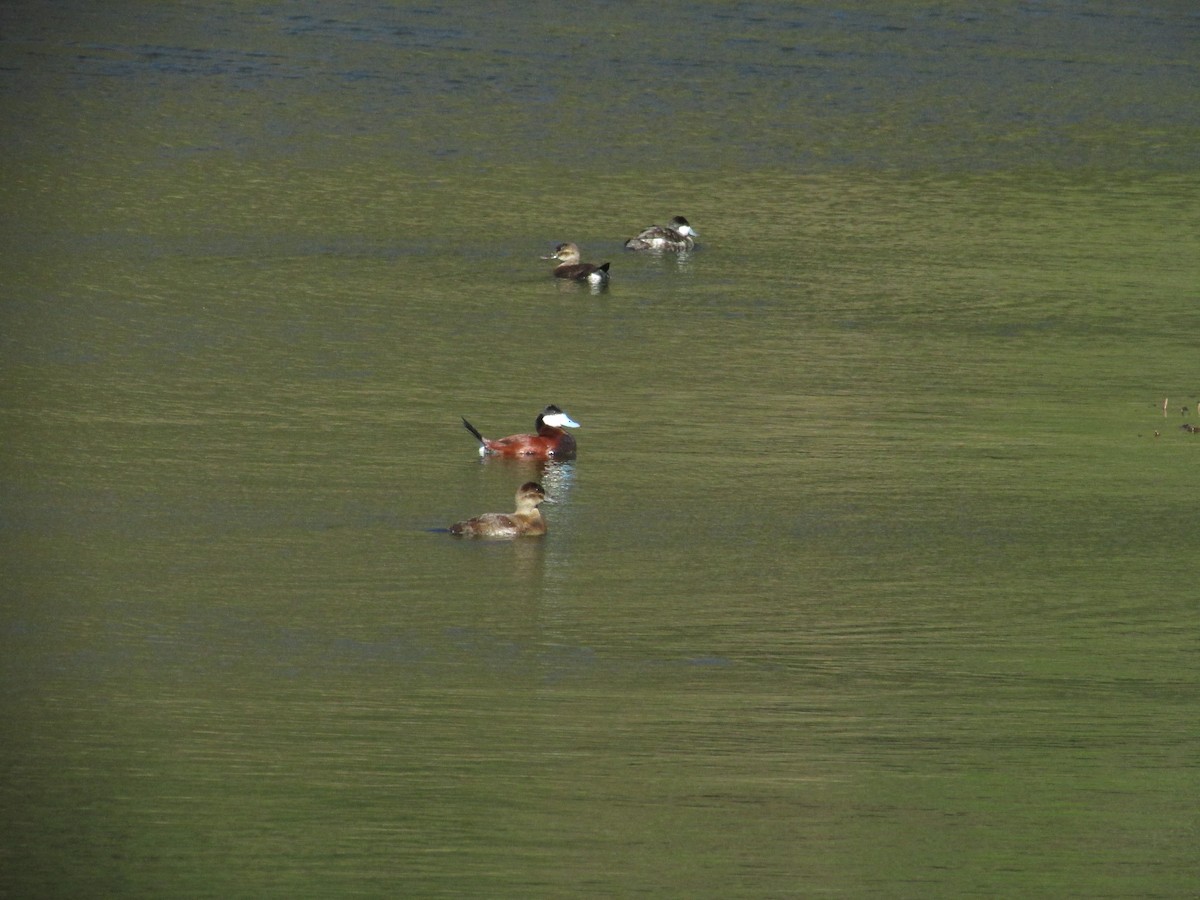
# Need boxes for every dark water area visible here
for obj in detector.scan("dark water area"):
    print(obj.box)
[2,2,1198,897]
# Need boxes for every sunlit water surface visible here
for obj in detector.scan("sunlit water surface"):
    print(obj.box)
[2,2,1198,897]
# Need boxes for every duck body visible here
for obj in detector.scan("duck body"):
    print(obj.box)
[624,215,698,252]
[543,242,610,283]
[461,404,580,460]
[450,482,549,538]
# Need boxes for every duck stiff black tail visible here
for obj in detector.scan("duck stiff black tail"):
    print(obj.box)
[461,417,485,445]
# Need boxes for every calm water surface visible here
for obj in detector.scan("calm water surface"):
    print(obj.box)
[2,2,1198,897]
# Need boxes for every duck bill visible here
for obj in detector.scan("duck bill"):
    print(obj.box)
[542,413,580,429]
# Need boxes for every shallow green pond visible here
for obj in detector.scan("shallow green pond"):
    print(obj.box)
[2,2,1198,896]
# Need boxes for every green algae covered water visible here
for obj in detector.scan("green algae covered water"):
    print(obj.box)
[2,2,1198,896]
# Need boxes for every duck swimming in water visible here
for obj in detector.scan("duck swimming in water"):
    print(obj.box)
[624,215,698,252]
[449,482,550,538]
[542,242,611,283]
[461,404,580,460]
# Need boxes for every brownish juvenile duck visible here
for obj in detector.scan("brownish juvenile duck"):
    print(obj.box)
[542,242,610,283]
[449,482,551,538]
[624,215,698,252]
